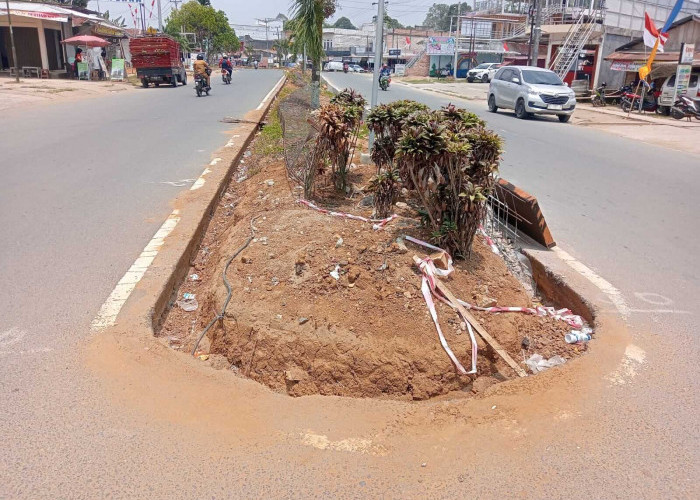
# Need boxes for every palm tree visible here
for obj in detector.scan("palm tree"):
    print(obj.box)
[290,0,327,108]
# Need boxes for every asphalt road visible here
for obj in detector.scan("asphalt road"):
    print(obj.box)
[324,71,699,494]
[0,69,284,497]
[1,68,697,498]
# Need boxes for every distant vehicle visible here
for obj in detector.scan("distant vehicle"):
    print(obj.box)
[658,70,699,114]
[323,61,344,72]
[467,63,501,83]
[194,72,210,97]
[379,75,391,91]
[349,64,364,73]
[488,66,576,122]
[131,34,187,88]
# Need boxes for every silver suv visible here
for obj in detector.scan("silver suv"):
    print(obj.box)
[487,66,576,122]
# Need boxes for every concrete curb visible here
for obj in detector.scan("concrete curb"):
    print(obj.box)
[109,73,287,338]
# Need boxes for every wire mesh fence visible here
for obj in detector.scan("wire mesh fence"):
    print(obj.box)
[278,83,320,197]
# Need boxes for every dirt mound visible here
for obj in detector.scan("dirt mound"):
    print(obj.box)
[160,153,585,400]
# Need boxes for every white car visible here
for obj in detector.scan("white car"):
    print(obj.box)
[658,70,699,112]
[323,61,344,72]
[488,66,576,122]
[467,63,502,83]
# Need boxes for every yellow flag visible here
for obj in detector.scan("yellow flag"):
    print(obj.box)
[638,37,660,80]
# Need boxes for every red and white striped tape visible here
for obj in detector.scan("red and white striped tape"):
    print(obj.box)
[406,235,477,375]
[479,225,500,255]
[405,235,585,375]
[297,199,398,230]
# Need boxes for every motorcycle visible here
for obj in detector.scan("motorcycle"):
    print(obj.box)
[343,63,349,74]
[222,68,231,84]
[670,95,700,120]
[591,82,608,106]
[620,83,660,113]
[379,75,391,91]
[195,69,211,97]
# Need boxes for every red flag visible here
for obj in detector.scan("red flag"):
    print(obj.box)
[643,12,668,52]
[503,41,509,52]
[405,36,411,46]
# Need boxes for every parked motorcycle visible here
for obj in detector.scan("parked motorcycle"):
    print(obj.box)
[670,95,700,120]
[591,82,608,106]
[379,75,391,91]
[620,83,660,113]
[222,68,231,84]
[195,70,211,97]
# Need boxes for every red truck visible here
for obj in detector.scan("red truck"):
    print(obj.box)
[130,35,187,88]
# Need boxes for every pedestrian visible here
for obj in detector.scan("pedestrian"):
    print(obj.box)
[74,48,83,79]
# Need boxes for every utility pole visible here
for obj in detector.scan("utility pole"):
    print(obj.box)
[530,0,542,66]
[452,2,461,78]
[4,0,19,83]
[369,0,385,150]
[157,0,162,31]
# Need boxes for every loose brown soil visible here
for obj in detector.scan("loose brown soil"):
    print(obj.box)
[159,86,586,401]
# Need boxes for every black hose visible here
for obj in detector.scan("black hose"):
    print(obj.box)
[191,216,258,356]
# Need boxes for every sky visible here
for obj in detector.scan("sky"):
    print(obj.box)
[88,0,441,31]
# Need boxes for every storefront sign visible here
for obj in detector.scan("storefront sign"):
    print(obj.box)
[394,63,406,76]
[610,60,644,72]
[110,59,125,81]
[388,49,401,56]
[0,10,68,22]
[427,36,455,55]
[679,43,695,64]
[673,43,695,101]
[674,65,692,98]
[94,24,124,37]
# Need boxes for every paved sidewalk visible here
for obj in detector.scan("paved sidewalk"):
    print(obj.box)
[0,76,135,112]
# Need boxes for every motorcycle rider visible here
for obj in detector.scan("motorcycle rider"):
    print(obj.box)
[194,53,211,90]
[220,55,233,80]
[379,64,391,82]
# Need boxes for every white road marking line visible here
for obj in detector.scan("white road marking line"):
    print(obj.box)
[633,292,674,306]
[0,327,25,347]
[190,167,212,191]
[607,344,646,386]
[161,179,195,187]
[91,210,181,332]
[256,75,286,110]
[552,246,630,319]
[0,347,53,356]
[209,157,222,166]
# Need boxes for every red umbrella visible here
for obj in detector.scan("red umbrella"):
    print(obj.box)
[61,35,110,48]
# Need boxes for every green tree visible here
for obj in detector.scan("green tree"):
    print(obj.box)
[423,3,472,32]
[333,16,356,30]
[290,0,332,108]
[384,14,404,29]
[165,1,239,56]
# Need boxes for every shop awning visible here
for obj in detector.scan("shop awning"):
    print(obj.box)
[0,9,68,22]
[605,51,700,73]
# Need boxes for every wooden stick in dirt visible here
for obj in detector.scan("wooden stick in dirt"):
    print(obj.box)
[412,255,528,378]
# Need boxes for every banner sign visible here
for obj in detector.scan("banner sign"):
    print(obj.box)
[77,62,89,80]
[394,63,406,76]
[110,58,125,80]
[679,42,695,64]
[427,36,455,55]
[388,49,401,56]
[610,60,644,72]
[0,10,68,22]
[673,43,695,101]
